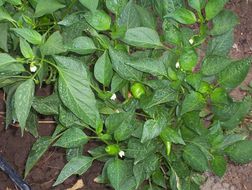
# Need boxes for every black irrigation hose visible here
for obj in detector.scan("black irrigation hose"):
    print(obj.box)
[0,155,31,190]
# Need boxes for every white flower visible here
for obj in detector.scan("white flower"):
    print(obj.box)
[110,93,117,100]
[30,65,37,72]
[118,150,125,158]
[175,62,180,69]
[115,109,120,113]
[189,38,194,44]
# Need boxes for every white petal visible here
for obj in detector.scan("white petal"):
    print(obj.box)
[189,38,194,44]
[175,62,180,69]
[30,65,37,72]
[110,94,117,100]
[118,150,125,158]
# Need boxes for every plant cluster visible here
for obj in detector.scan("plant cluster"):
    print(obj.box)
[0,0,252,189]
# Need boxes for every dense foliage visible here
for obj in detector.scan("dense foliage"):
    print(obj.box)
[0,0,252,189]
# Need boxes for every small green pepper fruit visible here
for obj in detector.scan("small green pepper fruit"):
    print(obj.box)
[198,81,212,94]
[165,141,172,156]
[130,83,145,99]
[100,134,112,141]
[105,144,120,155]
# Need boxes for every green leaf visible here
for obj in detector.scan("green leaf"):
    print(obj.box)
[32,93,60,115]
[125,56,167,76]
[107,159,132,190]
[225,140,252,164]
[181,92,205,115]
[217,134,247,150]
[40,31,66,55]
[206,30,234,56]
[25,137,53,177]
[94,51,113,86]
[11,28,42,45]
[0,53,16,66]
[67,36,96,55]
[141,118,166,143]
[168,8,197,24]
[123,27,162,48]
[117,0,141,29]
[210,155,227,177]
[205,0,228,20]
[26,111,39,138]
[179,49,198,71]
[35,0,65,17]
[66,146,84,162]
[5,0,21,5]
[152,168,166,188]
[201,55,232,76]
[79,0,99,12]
[14,79,35,134]
[53,127,89,148]
[54,56,100,128]
[109,47,142,81]
[0,23,8,52]
[210,10,239,36]
[0,7,15,23]
[218,58,252,89]
[188,0,206,12]
[59,106,82,127]
[163,21,182,45]
[106,0,127,15]
[160,127,185,145]
[183,144,209,172]
[85,10,111,31]
[53,156,93,186]
[135,5,156,29]
[20,38,34,59]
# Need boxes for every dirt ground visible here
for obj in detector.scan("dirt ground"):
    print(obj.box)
[0,0,252,190]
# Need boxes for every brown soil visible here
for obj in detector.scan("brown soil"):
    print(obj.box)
[0,1,252,190]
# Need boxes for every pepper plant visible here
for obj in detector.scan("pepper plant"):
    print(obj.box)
[1,0,252,189]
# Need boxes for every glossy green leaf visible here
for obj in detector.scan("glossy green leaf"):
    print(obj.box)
[0,7,15,23]
[205,0,228,20]
[5,0,22,5]
[210,10,239,36]
[210,155,227,177]
[109,47,142,81]
[53,156,93,186]
[163,21,182,45]
[40,31,66,55]
[181,92,205,115]
[85,10,111,31]
[53,127,89,148]
[11,28,42,45]
[94,51,113,86]
[225,140,252,164]
[0,23,8,52]
[54,56,100,128]
[183,144,209,172]
[67,36,96,55]
[160,127,185,145]
[0,53,16,66]
[202,55,232,76]
[188,0,206,12]
[35,0,65,17]
[123,27,162,48]
[20,38,34,59]
[14,79,35,133]
[168,8,197,24]
[25,137,53,177]
[135,5,156,29]
[106,0,127,15]
[79,0,99,12]
[218,58,252,89]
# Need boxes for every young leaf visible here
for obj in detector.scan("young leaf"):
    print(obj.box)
[206,30,234,56]
[179,49,198,71]
[79,0,99,12]
[53,127,89,148]
[181,92,205,115]
[109,47,142,81]
[11,28,42,45]
[225,140,252,164]
[35,0,65,17]
[210,155,227,177]
[54,56,100,128]
[205,0,228,20]
[210,10,239,36]
[20,38,34,59]
[123,27,163,48]
[14,79,35,133]
[25,137,53,177]
[201,55,232,76]
[107,159,131,190]
[94,51,113,86]
[167,8,197,24]
[188,0,206,12]
[85,10,111,31]
[40,31,66,55]
[67,36,96,55]
[218,58,252,89]
[53,156,93,186]
[183,144,209,172]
